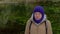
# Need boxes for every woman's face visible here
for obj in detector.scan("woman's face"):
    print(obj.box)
[34,12,42,20]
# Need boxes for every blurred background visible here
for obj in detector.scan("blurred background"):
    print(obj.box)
[0,0,60,34]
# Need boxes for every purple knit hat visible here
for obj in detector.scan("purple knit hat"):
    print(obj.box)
[33,6,45,24]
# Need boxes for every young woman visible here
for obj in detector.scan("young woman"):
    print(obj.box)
[25,6,53,34]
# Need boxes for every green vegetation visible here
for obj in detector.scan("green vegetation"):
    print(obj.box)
[0,1,60,34]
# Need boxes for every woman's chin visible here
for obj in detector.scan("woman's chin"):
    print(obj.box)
[35,18,41,20]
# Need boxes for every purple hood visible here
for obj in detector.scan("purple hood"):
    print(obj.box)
[33,6,45,24]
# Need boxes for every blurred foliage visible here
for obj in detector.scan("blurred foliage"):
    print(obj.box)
[0,1,60,34]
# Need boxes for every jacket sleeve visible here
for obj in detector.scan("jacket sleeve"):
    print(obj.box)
[46,20,53,34]
[25,19,31,34]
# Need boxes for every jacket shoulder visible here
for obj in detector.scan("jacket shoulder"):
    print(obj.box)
[46,20,51,23]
